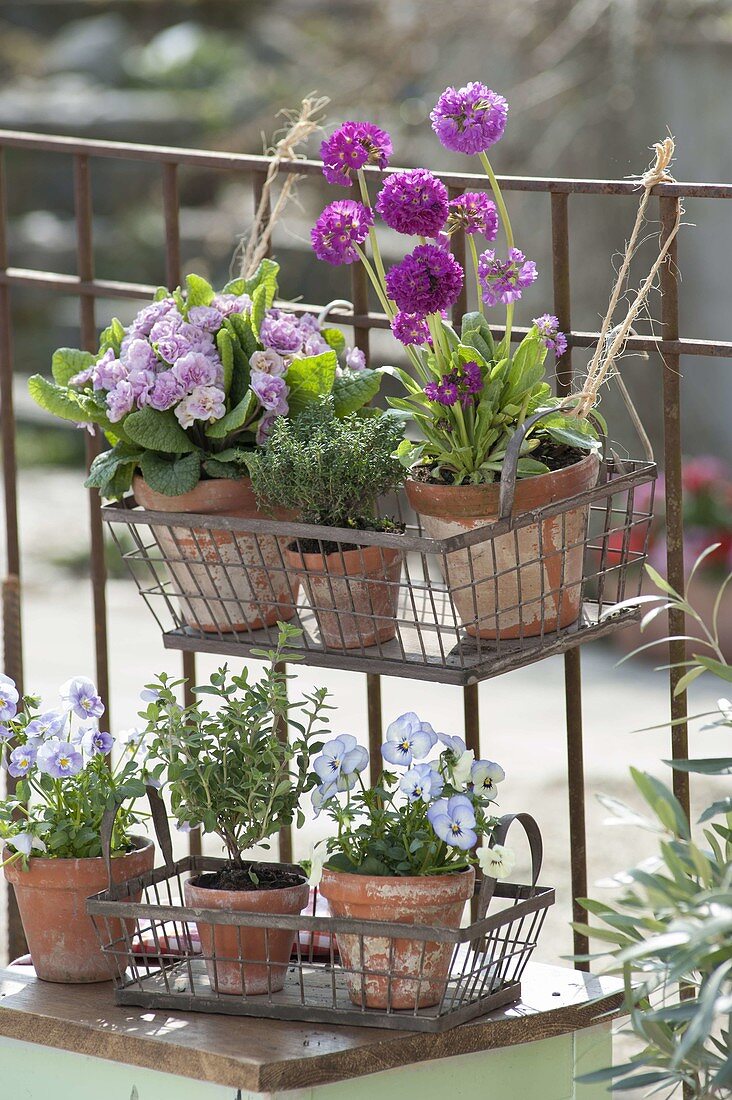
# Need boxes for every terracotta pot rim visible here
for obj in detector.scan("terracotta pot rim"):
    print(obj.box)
[186,872,308,900]
[285,543,403,569]
[3,835,153,880]
[320,865,473,886]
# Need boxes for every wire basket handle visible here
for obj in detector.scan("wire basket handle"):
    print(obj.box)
[475,811,544,919]
[498,407,608,520]
[100,786,175,893]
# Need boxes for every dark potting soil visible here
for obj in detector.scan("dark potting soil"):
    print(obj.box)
[196,863,305,892]
[413,442,588,485]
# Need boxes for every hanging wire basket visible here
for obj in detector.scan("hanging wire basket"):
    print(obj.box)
[102,421,656,685]
[87,799,554,1033]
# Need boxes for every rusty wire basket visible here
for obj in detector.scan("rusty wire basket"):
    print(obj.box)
[87,802,554,1032]
[102,439,655,685]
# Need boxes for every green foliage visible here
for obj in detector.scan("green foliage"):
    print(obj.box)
[123,406,196,454]
[284,351,338,418]
[51,348,96,387]
[248,402,405,529]
[142,624,332,867]
[85,442,144,500]
[331,367,383,416]
[139,451,201,496]
[580,559,732,1097]
[389,320,599,486]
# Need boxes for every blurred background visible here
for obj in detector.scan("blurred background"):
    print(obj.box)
[0,0,730,1012]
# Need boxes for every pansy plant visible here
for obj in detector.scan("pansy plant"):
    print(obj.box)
[308,710,515,880]
[311,87,601,486]
[0,674,150,865]
[28,261,384,500]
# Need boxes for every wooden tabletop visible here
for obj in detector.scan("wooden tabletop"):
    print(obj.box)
[0,962,623,1093]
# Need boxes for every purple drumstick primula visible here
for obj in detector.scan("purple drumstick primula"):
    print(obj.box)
[533,313,568,357]
[320,121,392,186]
[385,244,464,316]
[391,311,431,347]
[431,82,508,155]
[311,200,374,266]
[447,192,499,239]
[375,169,449,237]
[478,248,537,307]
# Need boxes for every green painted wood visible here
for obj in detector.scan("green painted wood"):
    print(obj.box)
[0,1023,613,1100]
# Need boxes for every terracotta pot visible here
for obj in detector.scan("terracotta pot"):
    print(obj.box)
[4,836,154,983]
[133,475,299,634]
[406,453,600,639]
[319,866,475,1010]
[285,543,403,650]
[184,872,310,995]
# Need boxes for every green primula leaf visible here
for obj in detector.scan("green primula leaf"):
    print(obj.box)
[124,406,196,454]
[321,327,346,355]
[153,286,171,302]
[84,442,143,500]
[250,284,267,337]
[460,311,495,362]
[205,392,256,439]
[216,328,234,396]
[331,367,383,416]
[221,277,247,296]
[185,274,214,308]
[28,374,106,429]
[516,457,551,477]
[139,451,201,496]
[243,258,279,306]
[543,421,602,453]
[98,318,126,356]
[226,313,258,359]
[285,351,337,418]
[51,348,97,387]
[203,455,250,480]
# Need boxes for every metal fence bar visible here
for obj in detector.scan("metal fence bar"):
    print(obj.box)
[551,192,589,968]
[659,196,690,816]
[73,154,111,720]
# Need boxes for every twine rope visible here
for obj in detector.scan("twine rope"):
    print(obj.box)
[566,137,683,424]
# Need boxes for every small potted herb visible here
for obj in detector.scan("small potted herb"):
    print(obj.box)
[311,99,602,638]
[248,402,406,650]
[308,713,513,1009]
[28,264,383,634]
[0,675,153,983]
[142,624,331,995]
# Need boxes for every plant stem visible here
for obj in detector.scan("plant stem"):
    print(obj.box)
[479,152,514,252]
[357,169,391,303]
[353,244,394,320]
[468,235,484,316]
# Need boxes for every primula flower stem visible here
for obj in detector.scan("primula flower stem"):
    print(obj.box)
[353,244,393,320]
[479,152,515,252]
[357,170,391,302]
[468,236,485,316]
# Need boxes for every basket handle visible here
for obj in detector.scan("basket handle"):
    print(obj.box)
[475,812,544,919]
[100,786,174,893]
[498,407,607,521]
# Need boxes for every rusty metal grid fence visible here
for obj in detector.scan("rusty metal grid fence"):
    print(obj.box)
[2,126,726,966]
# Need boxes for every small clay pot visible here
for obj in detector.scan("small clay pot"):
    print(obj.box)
[184,873,310,996]
[319,866,475,1009]
[406,453,600,639]
[133,475,299,634]
[4,836,154,983]
[285,543,403,650]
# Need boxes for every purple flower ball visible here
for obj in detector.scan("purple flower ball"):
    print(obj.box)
[391,311,431,346]
[431,82,508,155]
[124,338,158,373]
[250,371,289,415]
[320,121,392,186]
[92,349,128,392]
[148,371,185,412]
[533,313,568,357]
[478,248,538,307]
[172,351,218,392]
[311,200,374,266]
[187,305,224,331]
[447,192,499,239]
[259,310,306,355]
[385,244,464,316]
[127,368,157,406]
[106,380,135,423]
[129,297,177,338]
[375,169,449,237]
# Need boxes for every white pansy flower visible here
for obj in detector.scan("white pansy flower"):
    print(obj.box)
[451,748,475,787]
[307,840,329,888]
[477,844,515,880]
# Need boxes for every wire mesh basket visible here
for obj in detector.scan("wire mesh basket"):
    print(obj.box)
[87,801,554,1033]
[102,443,655,685]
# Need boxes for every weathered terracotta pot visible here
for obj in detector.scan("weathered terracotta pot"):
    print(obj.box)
[406,453,600,639]
[285,543,403,650]
[319,866,475,1009]
[4,836,154,983]
[133,475,299,634]
[184,873,309,995]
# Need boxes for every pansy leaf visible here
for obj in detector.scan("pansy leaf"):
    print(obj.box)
[139,451,201,497]
[331,367,383,415]
[185,274,215,308]
[285,351,337,418]
[123,406,196,454]
[50,348,97,387]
